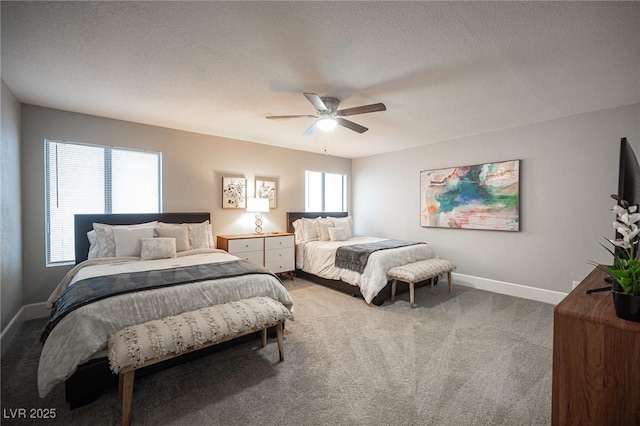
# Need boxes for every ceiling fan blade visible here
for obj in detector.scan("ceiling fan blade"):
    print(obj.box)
[336,118,368,133]
[266,114,316,120]
[303,93,328,111]
[302,122,318,136]
[337,103,386,117]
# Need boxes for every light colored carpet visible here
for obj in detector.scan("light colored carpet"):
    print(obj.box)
[1,278,554,425]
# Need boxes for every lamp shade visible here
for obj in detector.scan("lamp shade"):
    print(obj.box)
[247,197,270,213]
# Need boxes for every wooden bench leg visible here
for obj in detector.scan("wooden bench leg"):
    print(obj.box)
[447,271,453,293]
[118,371,124,400]
[261,328,267,348]
[121,370,135,426]
[409,282,415,308]
[276,322,284,362]
[391,279,397,303]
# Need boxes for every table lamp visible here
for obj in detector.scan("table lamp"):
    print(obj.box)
[247,198,270,234]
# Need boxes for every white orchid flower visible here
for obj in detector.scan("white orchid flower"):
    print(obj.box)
[630,205,638,213]
[616,224,640,245]
[612,204,627,214]
[618,212,632,226]
[609,238,630,249]
[613,221,627,231]
[629,212,640,224]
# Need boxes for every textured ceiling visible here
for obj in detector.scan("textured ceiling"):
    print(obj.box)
[2,1,639,159]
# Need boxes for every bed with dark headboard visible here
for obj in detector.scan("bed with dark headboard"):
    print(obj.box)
[74,212,211,263]
[287,212,368,300]
[286,212,436,306]
[45,212,293,409]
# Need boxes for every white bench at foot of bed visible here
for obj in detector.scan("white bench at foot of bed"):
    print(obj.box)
[388,258,457,308]
[108,296,291,426]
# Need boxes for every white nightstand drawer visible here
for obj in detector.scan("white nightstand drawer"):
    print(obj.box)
[265,247,293,263]
[228,238,263,253]
[265,258,295,274]
[265,235,294,250]
[234,250,264,265]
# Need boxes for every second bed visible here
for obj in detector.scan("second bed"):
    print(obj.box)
[287,212,437,305]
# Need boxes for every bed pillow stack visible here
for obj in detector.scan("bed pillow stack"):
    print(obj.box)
[292,215,353,242]
[89,220,214,260]
[156,221,214,250]
[316,219,334,241]
[292,217,321,242]
[90,221,158,259]
[328,216,353,239]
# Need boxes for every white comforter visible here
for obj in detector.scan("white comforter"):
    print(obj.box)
[299,236,436,303]
[38,249,293,398]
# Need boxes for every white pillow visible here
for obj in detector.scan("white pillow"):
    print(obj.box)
[328,227,349,241]
[292,219,304,242]
[157,220,213,250]
[188,221,212,249]
[140,238,177,260]
[329,216,353,239]
[155,225,189,252]
[93,221,158,258]
[317,219,334,242]
[301,217,321,241]
[113,226,155,257]
[87,230,99,259]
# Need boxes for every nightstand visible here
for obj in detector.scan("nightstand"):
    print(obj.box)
[217,232,295,279]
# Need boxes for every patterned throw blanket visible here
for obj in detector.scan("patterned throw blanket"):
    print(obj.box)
[40,259,280,343]
[335,239,426,274]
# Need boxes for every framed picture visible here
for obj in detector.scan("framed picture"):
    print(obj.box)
[222,177,246,209]
[255,178,277,209]
[420,159,520,231]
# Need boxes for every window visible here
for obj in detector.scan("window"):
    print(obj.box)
[305,170,347,212]
[45,140,161,265]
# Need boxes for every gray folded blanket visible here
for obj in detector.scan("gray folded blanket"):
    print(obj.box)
[335,239,425,273]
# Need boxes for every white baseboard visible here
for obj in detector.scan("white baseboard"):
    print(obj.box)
[1,302,48,356]
[0,306,25,356]
[453,272,568,305]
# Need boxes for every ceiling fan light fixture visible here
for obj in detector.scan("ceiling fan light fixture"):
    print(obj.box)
[316,118,337,131]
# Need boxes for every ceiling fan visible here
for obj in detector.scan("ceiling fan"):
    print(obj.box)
[266,92,386,136]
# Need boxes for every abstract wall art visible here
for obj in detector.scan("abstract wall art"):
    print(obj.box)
[420,160,520,231]
[222,177,246,209]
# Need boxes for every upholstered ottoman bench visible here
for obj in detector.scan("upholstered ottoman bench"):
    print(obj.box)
[388,258,457,308]
[108,296,291,426]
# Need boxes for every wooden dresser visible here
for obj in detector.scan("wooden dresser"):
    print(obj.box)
[216,232,295,278]
[552,267,640,425]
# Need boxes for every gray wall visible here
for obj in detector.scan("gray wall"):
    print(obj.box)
[20,105,351,305]
[1,80,23,330]
[353,103,640,293]
[13,101,640,309]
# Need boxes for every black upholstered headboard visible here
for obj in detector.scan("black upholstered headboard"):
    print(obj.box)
[286,212,348,234]
[74,212,211,264]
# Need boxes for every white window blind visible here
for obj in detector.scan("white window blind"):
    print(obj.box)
[45,140,161,265]
[305,170,347,212]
